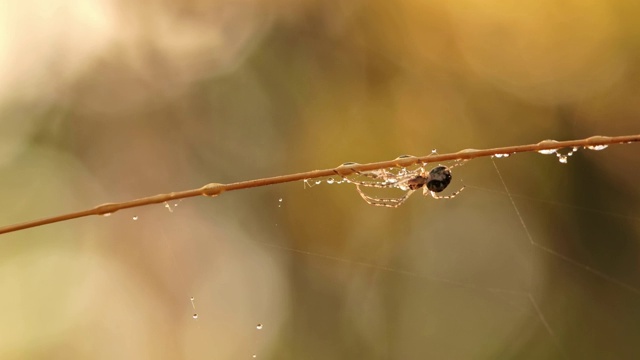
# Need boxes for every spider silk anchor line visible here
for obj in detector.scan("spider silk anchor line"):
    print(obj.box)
[0,134,639,234]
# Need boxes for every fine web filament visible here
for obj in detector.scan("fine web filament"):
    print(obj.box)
[491,160,640,296]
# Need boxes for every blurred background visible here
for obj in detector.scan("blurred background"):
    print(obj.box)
[0,0,639,358]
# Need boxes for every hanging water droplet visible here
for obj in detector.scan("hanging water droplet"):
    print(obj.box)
[537,149,557,155]
[164,202,174,213]
[315,180,322,185]
[193,313,198,319]
[252,355,257,358]
[565,146,579,157]
[102,213,112,217]
[132,216,138,221]
[190,297,195,301]
[256,324,263,330]
[557,155,568,164]
[326,178,335,184]
[431,149,437,154]
[494,153,510,158]
[586,144,608,151]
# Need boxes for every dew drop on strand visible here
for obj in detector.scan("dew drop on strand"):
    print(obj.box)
[326,178,335,184]
[252,355,257,358]
[537,149,557,155]
[132,216,138,221]
[315,180,322,185]
[256,323,263,330]
[193,314,198,319]
[586,145,608,151]
[102,213,112,217]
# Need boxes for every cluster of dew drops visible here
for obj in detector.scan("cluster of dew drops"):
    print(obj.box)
[492,140,608,163]
[303,154,433,189]
[534,140,608,163]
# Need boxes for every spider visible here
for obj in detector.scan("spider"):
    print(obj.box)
[342,164,465,208]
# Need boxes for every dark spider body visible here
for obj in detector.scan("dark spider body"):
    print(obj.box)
[426,166,452,193]
[406,166,452,192]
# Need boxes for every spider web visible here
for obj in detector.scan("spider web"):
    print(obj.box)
[252,153,640,359]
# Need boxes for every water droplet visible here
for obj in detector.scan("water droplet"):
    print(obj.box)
[193,313,198,319]
[315,180,322,185]
[586,144,608,151]
[102,213,112,217]
[537,149,557,155]
[326,178,335,184]
[457,148,479,154]
[396,154,416,159]
[132,216,138,220]
[431,149,437,154]
[493,153,510,158]
[190,297,195,301]
[537,139,559,154]
[201,183,224,198]
[252,355,257,358]
[256,324,263,330]
[585,135,611,144]
[335,162,361,176]
[557,155,568,164]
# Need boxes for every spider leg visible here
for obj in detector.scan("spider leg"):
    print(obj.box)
[343,168,424,189]
[356,185,415,208]
[424,185,466,199]
[342,177,401,189]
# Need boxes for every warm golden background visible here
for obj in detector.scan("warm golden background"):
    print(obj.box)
[1,0,639,359]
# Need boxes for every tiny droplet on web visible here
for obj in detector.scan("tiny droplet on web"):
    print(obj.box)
[557,155,568,164]
[252,354,257,358]
[315,180,322,185]
[102,213,112,217]
[326,178,335,184]
[256,323,263,330]
[132,216,138,221]
[193,313,198,319]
